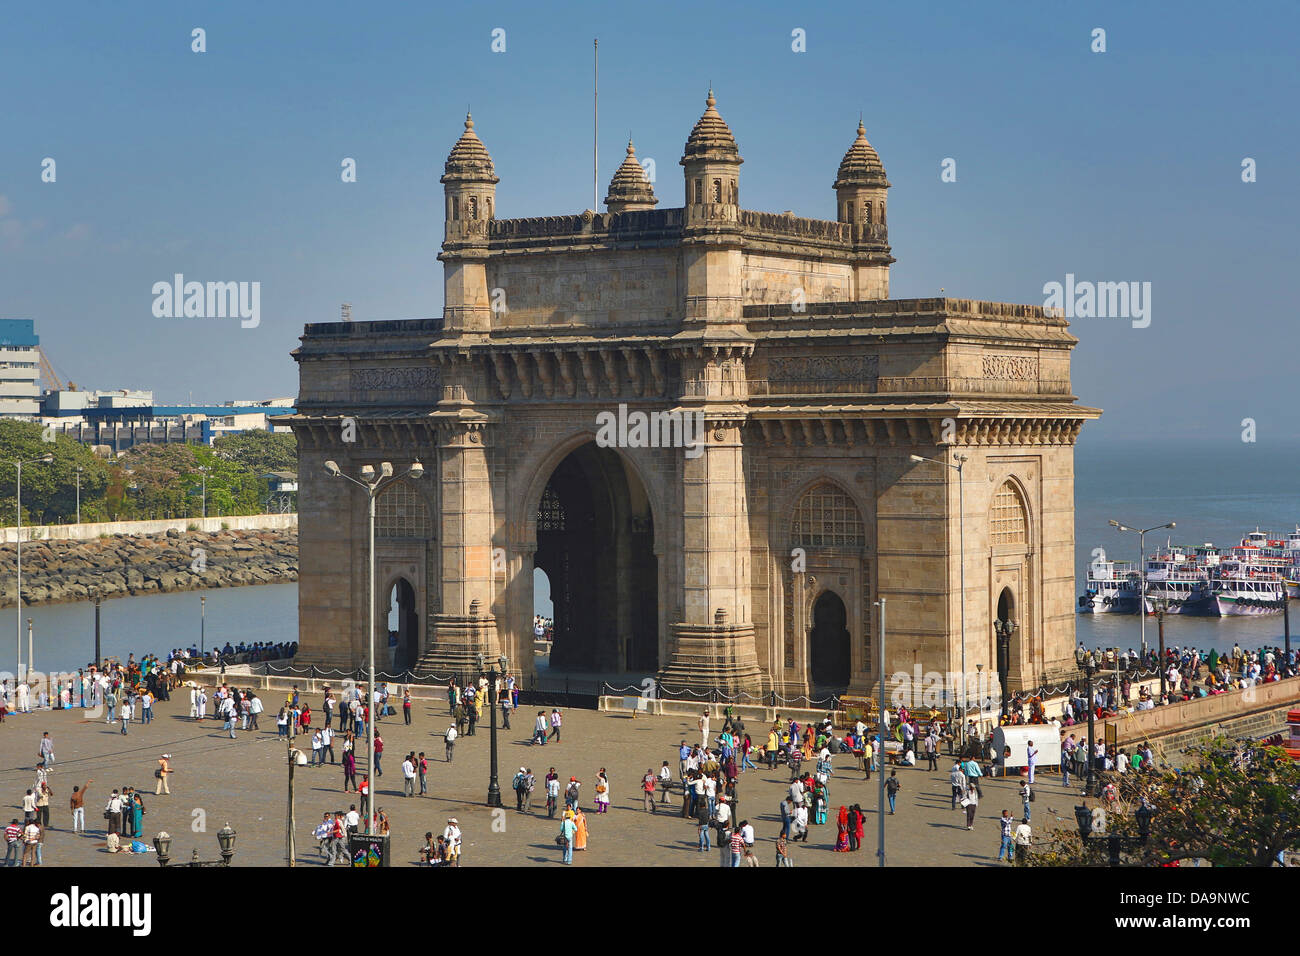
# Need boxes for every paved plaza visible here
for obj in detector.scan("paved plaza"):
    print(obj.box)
[0,691,1081,867]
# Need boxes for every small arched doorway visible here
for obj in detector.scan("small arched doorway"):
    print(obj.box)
[809,590,851,695]
[388,578,418,671]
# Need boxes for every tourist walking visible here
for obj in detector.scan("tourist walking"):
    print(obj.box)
[560,809,577,864]
[1013,817,1032,864]
[444,723,457,762]
[963,783,979,829]
[442,818,462,867]
[594,769,610,813]
[38,732,54,766]
[545,768,560,818]
[996,810,1014,862]
[119,698,132,734]
[402,687,412,725]
[343,748,358,792]
[402,754,416,797]
[1026,740,1039,784]
[373,732,384,776]
[949,761,967,810]
[418,752,429,795]
[641,768,657,812]
[321,725,336,764]
[154,754,173,795]
[775,830,792,867]
[532,711,548,745]
[886,771,901,814]
[1019,779,1032,823]
[548,708,563,743]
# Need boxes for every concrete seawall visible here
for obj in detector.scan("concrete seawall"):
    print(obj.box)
[0,513,297,544]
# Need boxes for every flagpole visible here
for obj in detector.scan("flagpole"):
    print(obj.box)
[593,38,599,211]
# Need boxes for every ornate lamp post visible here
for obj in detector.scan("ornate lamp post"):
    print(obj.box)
[1075,646,1100,796]
[154,824,236,866]
[481,652,509,807]
[1074,800,1153,866]
[994,617,1018,720]
[324,458,424,835]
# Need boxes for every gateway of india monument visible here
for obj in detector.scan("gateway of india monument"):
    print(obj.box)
[286,90,1100,703]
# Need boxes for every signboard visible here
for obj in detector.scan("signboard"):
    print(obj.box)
[840,697,876,724]
[1105,722,1118,754]
[348,832,390,867]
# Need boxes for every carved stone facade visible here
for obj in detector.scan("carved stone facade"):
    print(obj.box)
[285,94,1100,700]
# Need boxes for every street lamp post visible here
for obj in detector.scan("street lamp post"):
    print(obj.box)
[482,652,509,807]
[993,618,1018,720]
[286,745,307,866]
[1108,519,1175,658]
[1075,646,1100,796]
[154,825,236,867]
[874,595,886,867]
[13,453,53,680]
[325,457,424,836]
[910,452,968,744]
[75,466,82,524]
[1074,801,1153,866]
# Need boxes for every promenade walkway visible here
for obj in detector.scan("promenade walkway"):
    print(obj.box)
[0,692,1082,867]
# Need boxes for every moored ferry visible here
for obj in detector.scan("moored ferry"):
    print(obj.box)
[1079,553,1142,613]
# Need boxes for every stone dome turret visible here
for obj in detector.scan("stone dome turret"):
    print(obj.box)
[681,89,742,166]
[605,139,658,213]
[442,112,499,185]
[833,119,888,189]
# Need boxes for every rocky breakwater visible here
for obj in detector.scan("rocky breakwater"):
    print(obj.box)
[0,528,299,608]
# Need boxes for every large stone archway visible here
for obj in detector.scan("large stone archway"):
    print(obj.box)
[531,441,659,676]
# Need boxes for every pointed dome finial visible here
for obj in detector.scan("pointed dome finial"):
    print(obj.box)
[834,117,888,189]
[683,87,741,166]
[605,133,657,213]
[706,88,716,108]
[465,111,474,131]
[442,111,498,185]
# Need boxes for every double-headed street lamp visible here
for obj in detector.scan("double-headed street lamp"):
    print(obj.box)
[1074,646,1101,796]
[154,825,236,867]
[1108,519,1175,658]
[325,457,424,836]
[994,617,1019,720]
[479,652,509,807]
[1074,800,1154,866]
[910,452,969,742]
[12,453,53,680]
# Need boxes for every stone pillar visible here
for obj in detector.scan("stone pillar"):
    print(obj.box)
[661,417,762,693]
[422,421,500,673]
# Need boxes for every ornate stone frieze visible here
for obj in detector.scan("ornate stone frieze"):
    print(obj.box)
[350,366,441,402]
[981,353,1038,382]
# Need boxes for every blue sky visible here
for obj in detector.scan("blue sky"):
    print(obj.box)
[2,1,1296,443]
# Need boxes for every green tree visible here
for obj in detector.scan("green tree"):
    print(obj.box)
[213,430,297,476]
[0,421,111,524]
[1030,736,1300,867]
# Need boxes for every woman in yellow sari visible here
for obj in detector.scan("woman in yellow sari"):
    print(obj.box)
[574,807,589,851]
[802,726,815,760]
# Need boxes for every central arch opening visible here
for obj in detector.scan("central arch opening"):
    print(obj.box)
[533,442,658,677]
[809,590,851,694]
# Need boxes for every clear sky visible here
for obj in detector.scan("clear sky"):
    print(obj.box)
[2,1,1296,443]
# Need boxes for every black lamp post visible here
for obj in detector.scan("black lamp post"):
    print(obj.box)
[1074,801,1152,866]
[481,653,509,807]
[994,619,1018,719]
[1075,646,1099,796]
[154,824,236,866]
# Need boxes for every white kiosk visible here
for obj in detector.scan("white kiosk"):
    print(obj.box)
[991,723,1062,775]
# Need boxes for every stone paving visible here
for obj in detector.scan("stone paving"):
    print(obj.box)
[0,692,1086,867]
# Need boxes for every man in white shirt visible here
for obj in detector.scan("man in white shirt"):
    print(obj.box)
[740,819,755,849]
[401,756,417,797]
[321,725,335,763]
[657,762,672,804]
[443,818,462,867]
[1013,818,1032,864]
[713,796,732,864]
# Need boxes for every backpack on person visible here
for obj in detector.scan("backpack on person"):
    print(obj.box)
[512,772,525,791]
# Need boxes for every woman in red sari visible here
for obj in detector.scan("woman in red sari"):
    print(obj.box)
[833,806,850,851]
